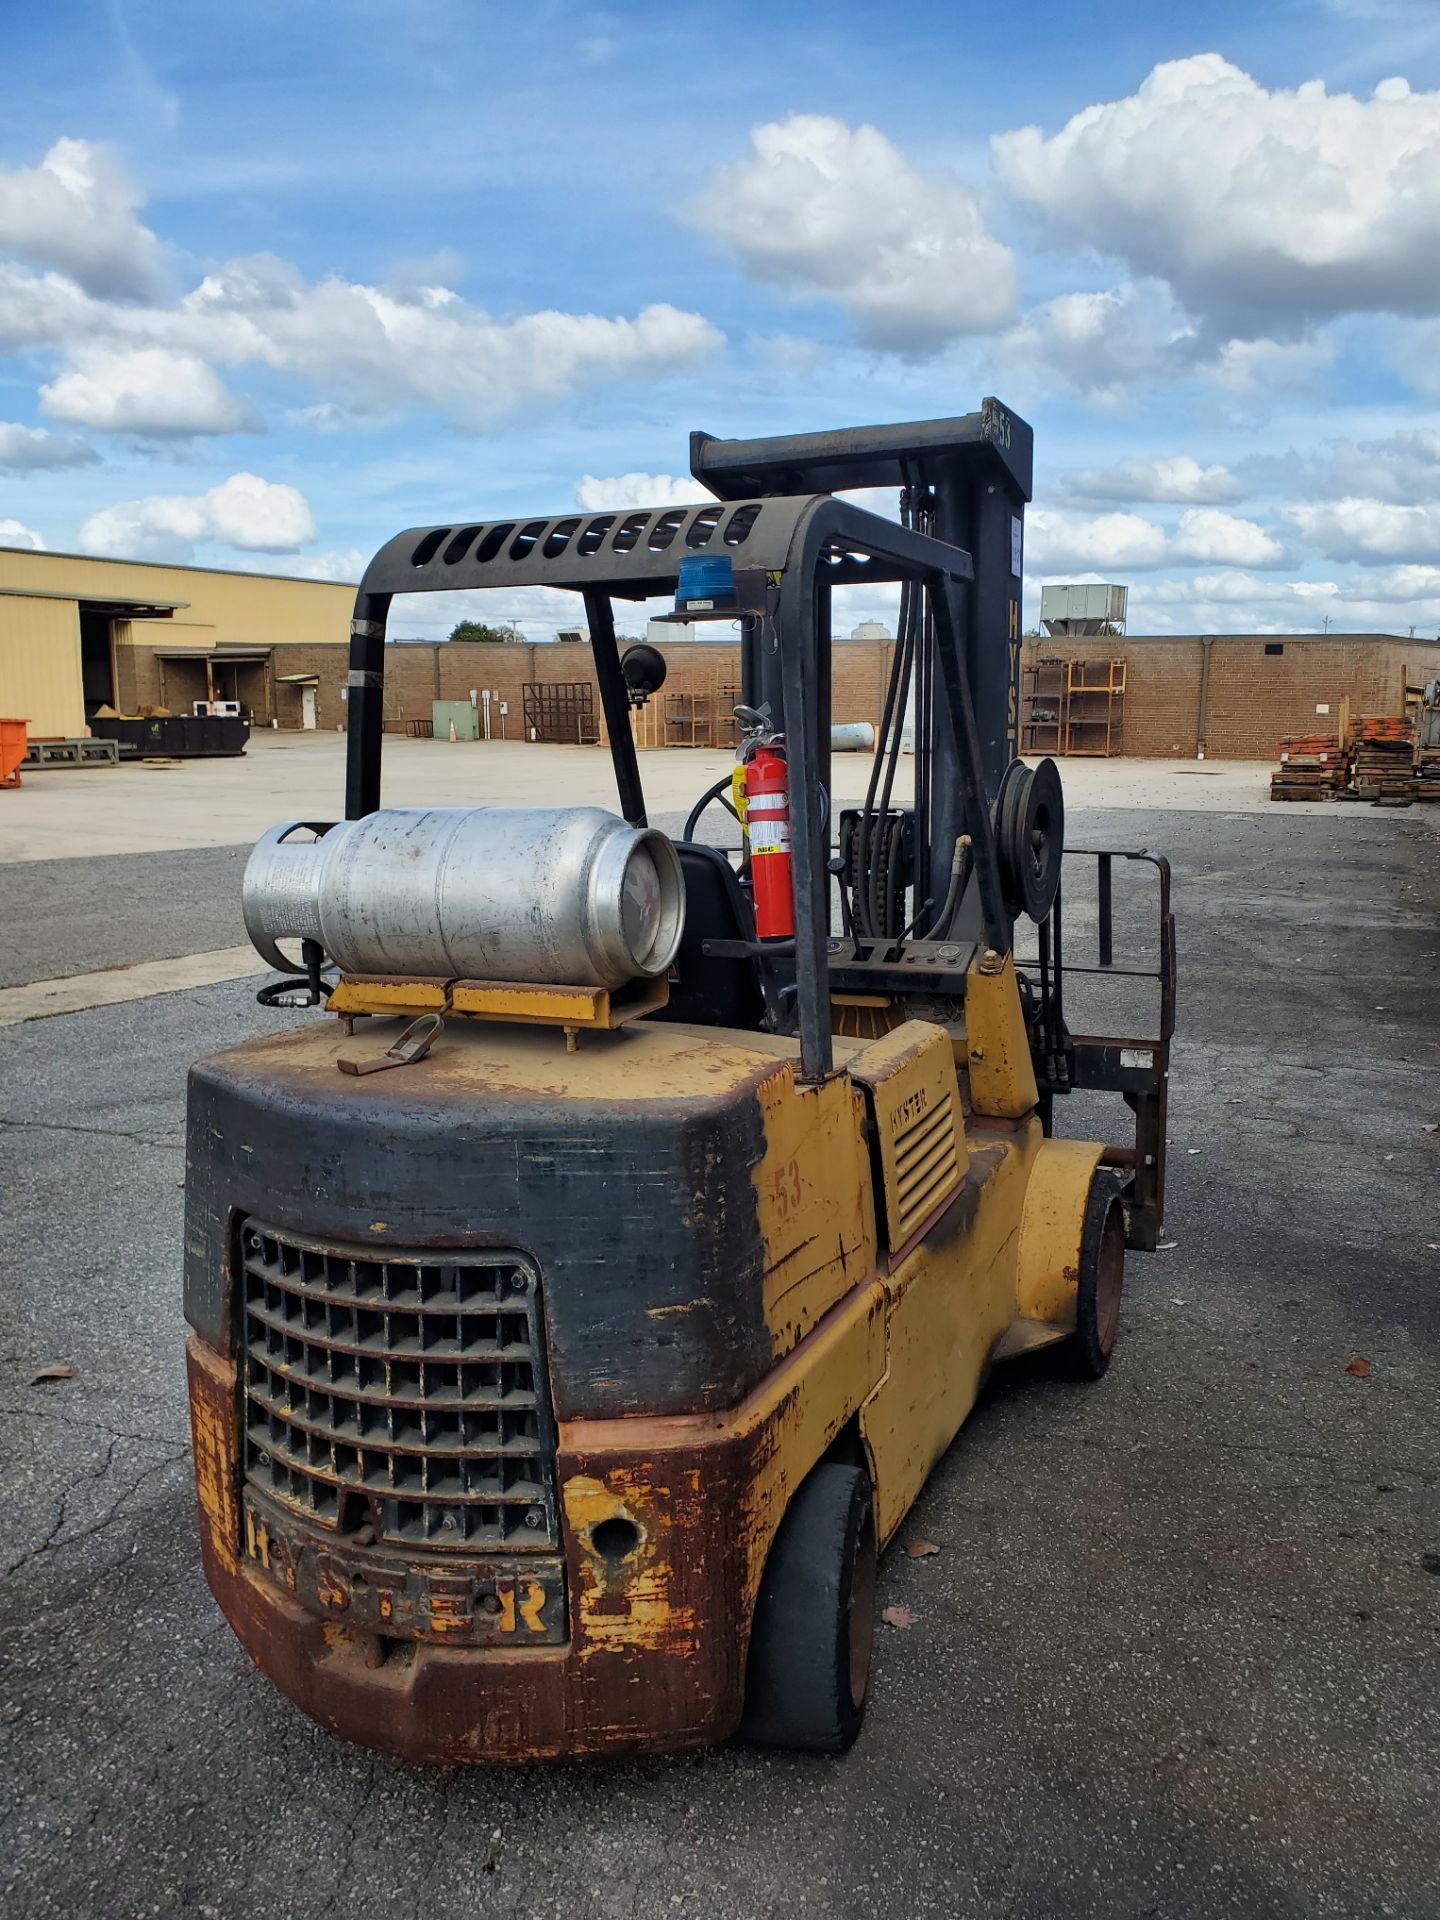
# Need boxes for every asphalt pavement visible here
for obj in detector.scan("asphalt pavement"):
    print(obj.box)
[2,801,1438,1920]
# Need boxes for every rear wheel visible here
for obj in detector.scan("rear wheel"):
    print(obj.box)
[1067,1172,1127,1379]
[741,1462,877,1753]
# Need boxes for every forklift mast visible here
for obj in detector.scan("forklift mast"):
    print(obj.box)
[691,396,1031,824]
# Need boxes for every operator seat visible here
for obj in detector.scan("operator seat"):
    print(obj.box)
[653,842,768,1031]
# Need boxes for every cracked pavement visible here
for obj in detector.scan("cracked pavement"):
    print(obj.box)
[1,802,1438,1919]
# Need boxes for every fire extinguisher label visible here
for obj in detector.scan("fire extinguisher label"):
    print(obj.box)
[750,821,791,854]
[745,792,787,815]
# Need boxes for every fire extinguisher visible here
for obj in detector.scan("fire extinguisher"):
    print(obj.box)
[744,744,795,939]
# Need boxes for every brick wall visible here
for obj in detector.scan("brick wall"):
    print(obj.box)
[376,637,898,740]
[1021,635,1433,758]
[122,629,1436,758]
[268,643,352,732]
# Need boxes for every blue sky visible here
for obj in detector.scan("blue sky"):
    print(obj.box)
[5,0,1440,640]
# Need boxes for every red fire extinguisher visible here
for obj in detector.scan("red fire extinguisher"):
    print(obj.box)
[744,744,795,939]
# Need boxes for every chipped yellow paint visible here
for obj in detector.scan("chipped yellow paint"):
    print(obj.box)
[188,1343,239,1575]
[965,953,1039,1118]
[561,1470,701,1656]
[327,976,449,1015]
[1015,1137,1103,1325]
[326,973,669,1031]
[243,1010,809,1106]
[751,1062,875,1359]
[564,1276,888,1624]
[243,1504,271,1570]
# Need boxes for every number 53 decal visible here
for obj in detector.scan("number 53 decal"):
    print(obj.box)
[771,1157,803,1219]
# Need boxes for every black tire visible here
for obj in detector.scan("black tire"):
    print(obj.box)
[1066,1171,1127,1379]
[741,1462,877,1753]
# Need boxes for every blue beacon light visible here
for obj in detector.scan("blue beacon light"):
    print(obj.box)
[675,553,737,614]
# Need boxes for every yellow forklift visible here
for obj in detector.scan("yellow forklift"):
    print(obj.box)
[185,400,1174,1760]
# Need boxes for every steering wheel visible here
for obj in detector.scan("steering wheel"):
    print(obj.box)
[683,775,742,843]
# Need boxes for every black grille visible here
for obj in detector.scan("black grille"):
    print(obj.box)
[239,1223,557,1552]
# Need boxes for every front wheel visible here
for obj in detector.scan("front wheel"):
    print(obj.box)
[741,1462,877,1753]
[1066,1171,1127,1379]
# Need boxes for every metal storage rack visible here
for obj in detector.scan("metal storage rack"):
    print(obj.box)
[1021,656,1127,757]
[630,669,743,749]
[1021,658,1067,755]
[522,682,600,744]
[1063,659,1126,757]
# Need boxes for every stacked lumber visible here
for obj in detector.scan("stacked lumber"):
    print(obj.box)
[1270,732,1347,801]
[1351,716,1416,799]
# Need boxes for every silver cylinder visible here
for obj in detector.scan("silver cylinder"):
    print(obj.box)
[242,807,686,989]
[830,722,876,751]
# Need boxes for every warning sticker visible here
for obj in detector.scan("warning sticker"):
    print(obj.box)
[749,822,790,854]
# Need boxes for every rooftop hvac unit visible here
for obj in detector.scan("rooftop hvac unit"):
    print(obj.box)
[1040,583,1128,637]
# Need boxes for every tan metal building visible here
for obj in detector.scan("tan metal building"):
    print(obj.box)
[0,545,356,738]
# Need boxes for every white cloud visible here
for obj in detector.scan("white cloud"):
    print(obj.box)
[0,518,45,550]
[0,247,722,431]
[994,57,1440,334]
[284,402,385,434]
[998,278,1336,401]
[1286,496,1440,561]
[1123,565,1440,635]
[40,346,261,436]
[574,472,704,511]
[0,138,166,299]
[691,114,1016,352]
[1027,505,1287,573]
[1064,455,1244,505]
[0,421,97,471]
[1027,509,1170,573]
[1208,334,1337,392]
[1172,508,1288,567]
[0,125,724,432]
[1001,281,1198,398]
[179,267,722,428]
[77,472,316,561]
[271,547,367,583]
[1245,427,1440,503]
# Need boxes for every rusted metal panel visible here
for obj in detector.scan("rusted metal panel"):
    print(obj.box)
[189,1268,890,1762]
[240,1489,568,1646]
[191,1334,756,1760]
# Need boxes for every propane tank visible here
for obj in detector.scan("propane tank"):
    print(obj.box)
[744,745,795,940]
[242,807,685,990]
